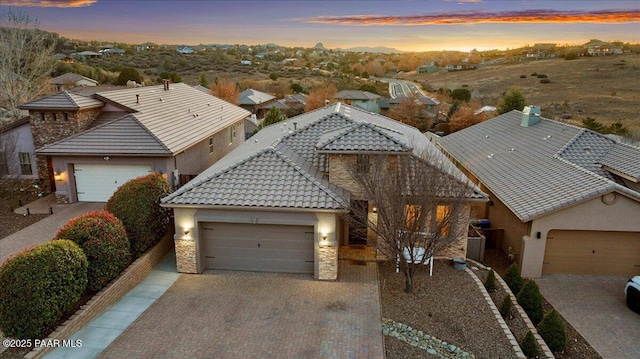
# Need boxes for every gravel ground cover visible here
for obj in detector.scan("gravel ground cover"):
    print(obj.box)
[380,259,518,359]
[0,190,49,240]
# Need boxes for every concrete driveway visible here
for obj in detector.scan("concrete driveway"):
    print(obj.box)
[98,260,384,359]
[537,275,640,359]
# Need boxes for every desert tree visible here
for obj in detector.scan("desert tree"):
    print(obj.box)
[348,149,477,293]
[387,94,432,132]
[210,79,240,105]
[0,9,57,120]
[496,87,526,115]
[304,83,337,112]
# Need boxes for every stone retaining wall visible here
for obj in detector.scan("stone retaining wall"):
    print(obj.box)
[25,232,174,359]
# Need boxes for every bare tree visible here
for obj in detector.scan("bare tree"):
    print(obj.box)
[304,83,337,112]
[387,94,432,132]
[0,129,19,188]
[0,9,57,120]
[348,151,475,293]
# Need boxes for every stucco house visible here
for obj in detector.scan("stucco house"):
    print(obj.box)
[0,117,38,180]
[50,72,99,92]
[335,90,381,113]
[18,82,249,203]
[238,89,277,119]
[162,103,486,280]
[438,106,640,277]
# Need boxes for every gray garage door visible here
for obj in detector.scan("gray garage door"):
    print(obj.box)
[202,223,314,274]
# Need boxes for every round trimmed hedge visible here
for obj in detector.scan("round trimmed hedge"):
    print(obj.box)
[55,210,131,292]
[106,173,171,258]
[0,240,87,339]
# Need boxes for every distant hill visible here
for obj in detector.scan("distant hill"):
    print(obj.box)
[339,46,404,54]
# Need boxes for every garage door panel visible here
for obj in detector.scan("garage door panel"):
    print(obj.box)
[543,230,640,276]
[202,223,314,274]
[75,164,152,202]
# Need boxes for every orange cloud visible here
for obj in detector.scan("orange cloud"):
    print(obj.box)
[303,9,640,26]
[2,0,96,7]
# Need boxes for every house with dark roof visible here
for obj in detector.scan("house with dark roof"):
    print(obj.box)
[238,89,277,118]
[335,90,381,113]
[438,106,640,277]
[18,83,249,203]
[162,103,486,280]
[0,117,38,180]
[50,72,99,92]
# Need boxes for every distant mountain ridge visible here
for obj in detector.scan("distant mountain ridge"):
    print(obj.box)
[338,46,404,54]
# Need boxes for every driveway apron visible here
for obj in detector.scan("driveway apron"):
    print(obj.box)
[538,274,640,359]
[98,260,384,359]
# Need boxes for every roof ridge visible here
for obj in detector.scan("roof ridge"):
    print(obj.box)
[271,147,349,208]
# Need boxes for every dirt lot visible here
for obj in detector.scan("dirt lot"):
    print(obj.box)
[406,54,640,135]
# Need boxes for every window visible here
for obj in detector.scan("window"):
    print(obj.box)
[19,152,32,175]
[208,137,214,154]
[356,154,370,173]
[63,112,69,121]
[0,151,8,175]
[404,205,421,230]
[436,205,451,237]
[52,112,57,121]
[228,126,235,144]
[40,112,45,121]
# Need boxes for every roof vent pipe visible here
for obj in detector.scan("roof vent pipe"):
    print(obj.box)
[521,105,541,127]
[324,99,329,106]
[136,94,139,104]
[293,121,297,130]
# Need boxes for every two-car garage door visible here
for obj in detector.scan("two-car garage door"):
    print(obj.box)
[74,164,152,202]
[202,223,314,274]
[543,230,640,276]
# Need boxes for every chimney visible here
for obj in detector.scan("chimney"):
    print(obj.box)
[521,105,541,127]
[163,79,169,91]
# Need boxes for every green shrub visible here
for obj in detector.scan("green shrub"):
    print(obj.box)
[55,210,131,292]
[537,309,567,353]
[0,240,87,339]
[504,263,524,295]
[517,280,544,326]
[106,173,171,258]
[521,330,539,358]
[485,269,497,291]
[500,295,513,319]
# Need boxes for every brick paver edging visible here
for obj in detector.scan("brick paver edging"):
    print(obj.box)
[466,259,555,359]
[24,233,174,359]
[382,318,475,358]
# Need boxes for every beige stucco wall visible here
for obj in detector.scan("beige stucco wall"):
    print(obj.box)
[521,192,640,277]
[436,203,471,259]
[170,207,342,280]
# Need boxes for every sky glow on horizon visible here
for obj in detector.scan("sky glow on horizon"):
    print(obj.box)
[2,0,639,52]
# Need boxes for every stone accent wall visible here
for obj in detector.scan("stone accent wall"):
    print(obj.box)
[175,239,197,273]
[29,108,102,192]
[25,232,173,359]
[328,154,367,200]
[318,245,338,280]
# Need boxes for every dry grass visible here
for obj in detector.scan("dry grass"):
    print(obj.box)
[406,54,640,136]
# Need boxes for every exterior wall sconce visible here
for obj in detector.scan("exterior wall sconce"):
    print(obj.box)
[184,229,190,236]
[372,207,378,213]
[54,169,62,180]
[319,232,333,247]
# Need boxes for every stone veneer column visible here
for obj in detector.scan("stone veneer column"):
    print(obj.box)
[175,239,197,273]
[318,245,338,280]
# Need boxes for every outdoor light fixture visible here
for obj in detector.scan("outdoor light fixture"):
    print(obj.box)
[54,169,62,180]
[184,229,190,235]
[372,207,378,213]
[320,232,332,247]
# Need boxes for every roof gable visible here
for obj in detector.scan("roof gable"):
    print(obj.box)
[50,72,98,86]
[599,144,640,182]
[316,121,410,153]
[238,89,275,105]
[19,91,104,111]
[36,114,170,156]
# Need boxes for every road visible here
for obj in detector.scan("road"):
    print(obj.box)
[378,78,427,99]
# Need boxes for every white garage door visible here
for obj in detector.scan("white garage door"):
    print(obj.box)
[74,164,152,202]
[202,223,315,274]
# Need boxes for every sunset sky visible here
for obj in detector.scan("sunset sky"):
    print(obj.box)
[2,0,639,52]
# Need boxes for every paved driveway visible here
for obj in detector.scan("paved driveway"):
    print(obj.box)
[98,260,384,359]
[537,275,640,359]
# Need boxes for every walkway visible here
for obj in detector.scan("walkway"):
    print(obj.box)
[0,195,103,263]
[44,251,180,359]
[98,260,384,359]
[538,274,640,359]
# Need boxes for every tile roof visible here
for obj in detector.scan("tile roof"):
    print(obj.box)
[95,83,250,153]
[316,122,410,153]
[164,103,485,209]
[438,110,640,222]
[238,89,276,106]
[335,90,381,100]
[18,91,104,111]
[599,144,640,181]
[36,114,170,156]
[50,72,98,85]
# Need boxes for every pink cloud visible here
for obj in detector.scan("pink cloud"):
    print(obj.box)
[302,9,640,26]
[2,0,97,8]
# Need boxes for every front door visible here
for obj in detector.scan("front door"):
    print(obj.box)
[348,200,368,245]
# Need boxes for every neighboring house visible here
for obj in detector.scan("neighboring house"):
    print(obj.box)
[18,83,250,203]
[445,64,476,72]
[99,48,125,56]
[335,90,381,113]
[73,51,102,59]
[379,96,439,118]
[177,46,195,54]
[0,117,38,180]
[162,103,486,280]
[238,88,277,118]
[586,40,624,56]
[50,72,99,92]
[438,106,640,277]
[416,63,439,74]
[52,53,75,63]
